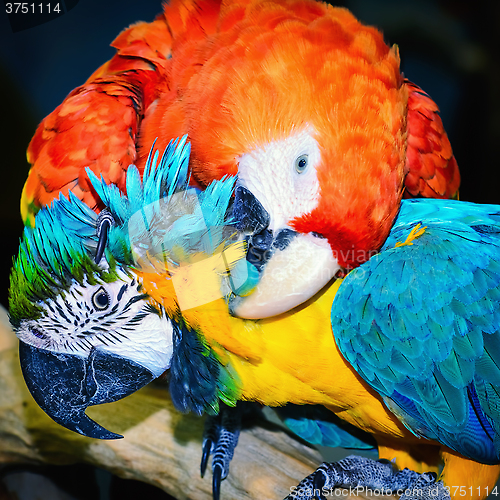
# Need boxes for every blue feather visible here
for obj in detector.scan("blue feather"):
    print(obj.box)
[10,136,238,327]
[333,198,500,463]
[275,405,376,450]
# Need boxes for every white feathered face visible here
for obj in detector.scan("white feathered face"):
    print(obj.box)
[16,269,173,377]
[237,128,323,232]
[230,128,341,319]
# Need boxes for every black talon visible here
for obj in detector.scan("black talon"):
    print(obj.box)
[377,458,392,465]
[201,412,220,479]
[426,471,438,481]
[200,403,264,499]
[312,469,328,500]
[95,209,115,263]
[200,403,254,500]
[212,463,223,500]
[95,222,109,263]
[201,438,213,478]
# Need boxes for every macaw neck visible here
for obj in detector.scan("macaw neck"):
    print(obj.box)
[137,268,411,439]
[233,279,349,403]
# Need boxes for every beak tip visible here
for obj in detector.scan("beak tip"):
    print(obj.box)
[62,414,124,440]
[74,422,124,440]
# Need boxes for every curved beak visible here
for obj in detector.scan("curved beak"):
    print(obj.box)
[229,186,340,319]
[19,341,156,439]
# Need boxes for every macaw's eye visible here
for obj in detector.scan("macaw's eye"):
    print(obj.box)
[92,287,110,310]
[294,154,309,174]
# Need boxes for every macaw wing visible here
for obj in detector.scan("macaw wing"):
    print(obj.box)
[404,80,460,200]
[21,16,172,226]
[21,0,226,227]
[332,198,500,464]
[274,404,376,450]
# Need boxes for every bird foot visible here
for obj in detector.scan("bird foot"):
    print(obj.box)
[201,403,242,500]
[285,455,450,500]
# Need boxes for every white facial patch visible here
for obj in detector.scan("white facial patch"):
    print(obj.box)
[237,128,321,232]
[16,269,173,378]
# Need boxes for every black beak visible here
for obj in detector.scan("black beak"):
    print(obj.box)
[232,185,297,272]
[19,341,156,439]
[232,185,270,235]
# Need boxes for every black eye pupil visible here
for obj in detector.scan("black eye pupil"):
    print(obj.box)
[32,327,46,339]
[92,287,110,310]
[295,154,308,173]
[96,293,108,307]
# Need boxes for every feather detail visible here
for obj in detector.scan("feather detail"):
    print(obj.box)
[275,404,376,450]
[12,136,244,416]
[333,198,500,464]
[21,18,172,226]
[169,320,241,415]
[404,80,460,200]
[12,137,237,325]
[22,0,460,286]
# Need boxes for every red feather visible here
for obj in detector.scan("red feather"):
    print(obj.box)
[404,80,460,199]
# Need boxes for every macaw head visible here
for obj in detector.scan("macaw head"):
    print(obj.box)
[10,137,242,438]
[168,4,408,318]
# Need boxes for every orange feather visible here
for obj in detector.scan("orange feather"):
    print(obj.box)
[21,0,459,234]
[138,1,409,268]
[404,80,460,199]
[21,17,171,225]
[19,2,492,497]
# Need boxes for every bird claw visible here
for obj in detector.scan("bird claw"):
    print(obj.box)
[212,463,223,500]
[285,455,450,500]
[200,437,213,478]
[94,208,115,263]
[398,472,449,500]
[200,403,242,500]
[312,469,327,500]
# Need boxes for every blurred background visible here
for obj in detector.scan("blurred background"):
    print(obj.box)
[0,0,499,497]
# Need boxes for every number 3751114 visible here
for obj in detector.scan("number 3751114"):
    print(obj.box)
[5,3,61,14]
[445,486,499,497]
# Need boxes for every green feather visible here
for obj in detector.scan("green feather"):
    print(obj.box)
[10,135,242,416]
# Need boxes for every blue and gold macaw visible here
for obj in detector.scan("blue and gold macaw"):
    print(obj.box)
[9,137,244,437]
[284,199,500,499]
[146,197,500,500]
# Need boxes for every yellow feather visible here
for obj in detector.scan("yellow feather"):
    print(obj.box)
[136,266,500,498]
[138,270,411,439]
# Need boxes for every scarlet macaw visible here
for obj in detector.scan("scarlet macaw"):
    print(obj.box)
[20,0,459,325]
